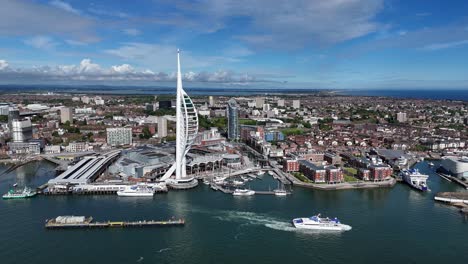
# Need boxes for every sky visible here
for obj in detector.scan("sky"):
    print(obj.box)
[0,0,468,89]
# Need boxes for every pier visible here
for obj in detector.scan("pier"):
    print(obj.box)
[45,216,185,229]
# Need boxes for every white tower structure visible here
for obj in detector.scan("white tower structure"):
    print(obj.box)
[161,50,199,188]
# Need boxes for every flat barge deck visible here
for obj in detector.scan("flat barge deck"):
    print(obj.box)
[45,216,184,229]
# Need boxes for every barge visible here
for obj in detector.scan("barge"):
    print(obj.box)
[45,216,185,229]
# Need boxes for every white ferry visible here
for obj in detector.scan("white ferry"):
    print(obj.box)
[400,169,429,191]
[232,188,255,196]
[117,184,154,197]
[292,214,351,231]
[2,187,37,199]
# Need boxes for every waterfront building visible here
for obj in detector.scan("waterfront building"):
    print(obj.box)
[45,145,61,154]
[283,158,299,172]
[7,141,40,155]
[60,107,73,124]
[397,112,407,123]
[157,116,168,138]
[227,99,240,140]
[65,142,88,152]
[325,166,344,183]
[160,51,198,186]
[193,127,225,146]
[368,164,393,181]
[223,153,242,168]
[299,160,326,183]
[440,156,468,180]
[292,100,300,109]
[106,127,133,146]
[11,119,33,143]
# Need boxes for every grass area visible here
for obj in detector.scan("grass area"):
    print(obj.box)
[239,119,257,125]
[344,167,357,175]
[292,172,311,183]
[344,175,359,182]
[281,128,305,136]
[343,167,359,182]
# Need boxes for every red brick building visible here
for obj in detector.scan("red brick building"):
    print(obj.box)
[369,164,393,181]
[325,166,344,183]
[298,160,326,183]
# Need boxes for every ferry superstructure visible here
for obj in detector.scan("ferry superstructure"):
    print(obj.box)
[292,214,351,231]
[400,169,429,191]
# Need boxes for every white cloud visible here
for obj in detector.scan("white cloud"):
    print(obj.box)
[49,0,80,15]
[24,36,58,50]
[0,0,96,42]
[123,28,141,36]
[168,0,384,49]
[0,59,268,83]
[422,39,468,51]
[104,43,248,70]
[88,7,129,18]
[0,60,9,70]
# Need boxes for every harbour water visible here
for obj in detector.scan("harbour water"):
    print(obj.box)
[0,161,467,264]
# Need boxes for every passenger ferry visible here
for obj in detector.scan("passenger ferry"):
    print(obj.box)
[232,188,255,196]
[400,169,429,191]
[117,184,154,197]
[2,187,37,199]
[292,214,352,231]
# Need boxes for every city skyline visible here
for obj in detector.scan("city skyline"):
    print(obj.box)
[0,0,468,89]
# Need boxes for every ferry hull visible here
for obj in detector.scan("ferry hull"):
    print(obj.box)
[117,192,154,197]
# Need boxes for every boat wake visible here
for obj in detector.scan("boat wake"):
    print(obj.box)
[136,256,144,262]
[215,210,349,235]
[157,248,171,253]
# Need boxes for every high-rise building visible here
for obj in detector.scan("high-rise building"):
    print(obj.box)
[60,107,73,124]
[8,107,20,129]
[160,50,198,186]
[208,96,215,107]
[227,99,240,140]
[81,96,90,104]
[397,112,407,123]
[11,119,33,143]
[277,99,285,107]
[263,103,271,112]
[0,103,10,116]
[157,116,168,138]
[255,97,264,108]
[106,127,133,146]
[292,100,301,109]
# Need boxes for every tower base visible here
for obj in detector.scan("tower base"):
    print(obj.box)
[166,177,199,190]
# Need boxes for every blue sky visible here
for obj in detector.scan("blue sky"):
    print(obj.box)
[0,0,468,89]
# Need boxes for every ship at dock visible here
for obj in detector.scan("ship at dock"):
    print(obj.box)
[400,169,429,191]
[232,188,255,196]
[292,214,352,231]
[2,187,37,199]
[117,184,155,197]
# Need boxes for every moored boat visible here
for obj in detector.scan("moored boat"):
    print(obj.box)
[292,214,351,231]
[2,187,37,199]
[232,188,255,196]
[117,184,154,197]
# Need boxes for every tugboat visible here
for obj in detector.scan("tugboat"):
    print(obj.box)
[400,169,429,191]
[2,187,37,199]
[292,214,352,231]
[232,188,255,196]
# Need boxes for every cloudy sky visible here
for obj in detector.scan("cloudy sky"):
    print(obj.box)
[0,0,468,89]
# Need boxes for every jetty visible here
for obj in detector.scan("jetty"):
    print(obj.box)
[45,216,185,229]
[434,192,468,204]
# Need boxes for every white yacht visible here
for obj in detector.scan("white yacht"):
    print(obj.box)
[232,188,255,196]
[117,184,154,197]
[273,182,288,196]
[232,180,244,186]
[400,169,429,191]
[292,214,351,231]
